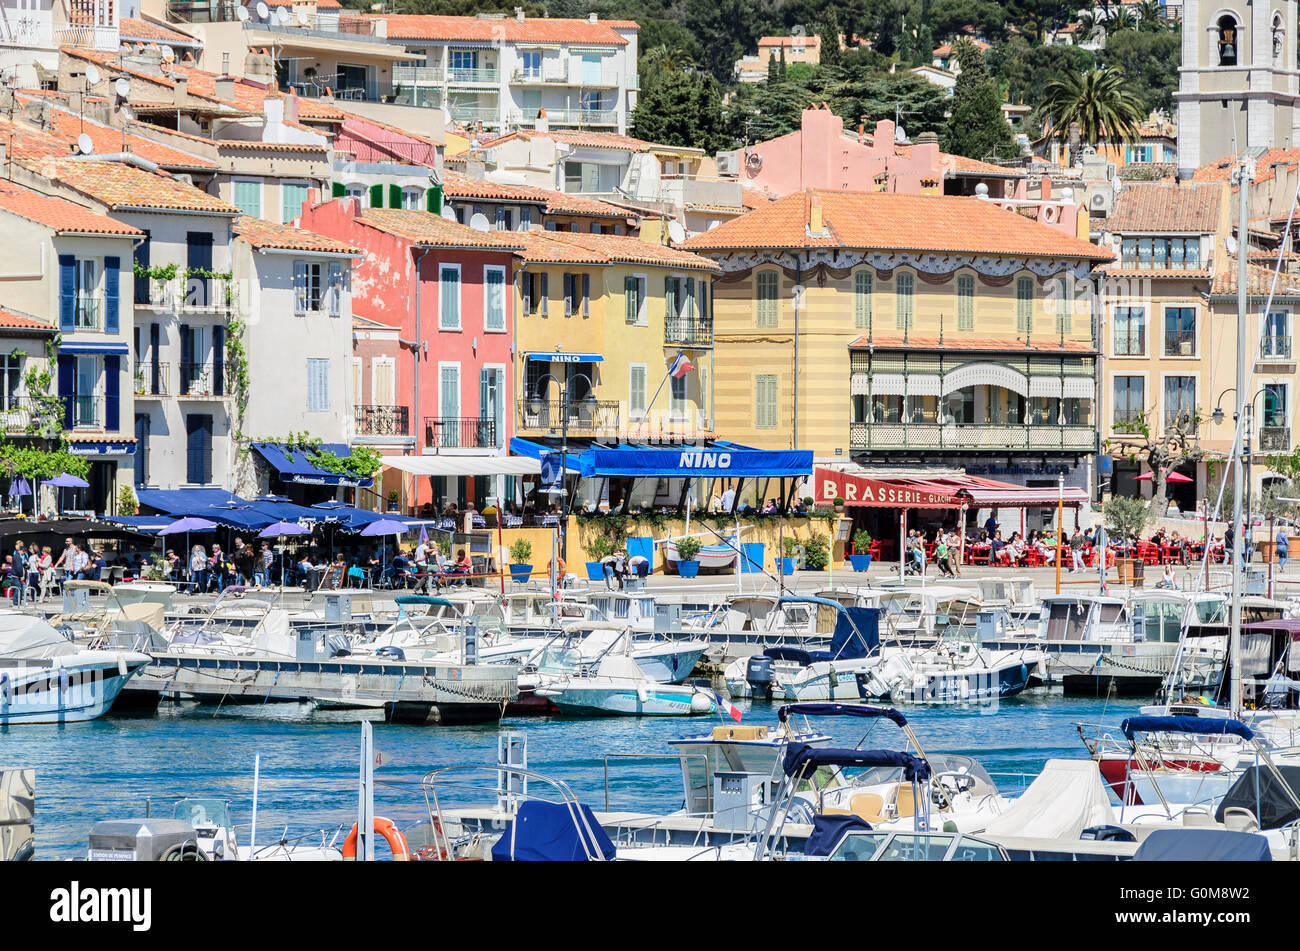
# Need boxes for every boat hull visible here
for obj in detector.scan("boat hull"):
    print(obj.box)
[540,684,716,717]
[0,654,149,725]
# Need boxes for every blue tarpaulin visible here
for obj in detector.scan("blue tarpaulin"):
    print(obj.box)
[804,814,874,857]
[782,743,931,782]
[1132,829,1272,861]
[252,443,374,488]
[1120,716,1254,742]
[489,800,616,861]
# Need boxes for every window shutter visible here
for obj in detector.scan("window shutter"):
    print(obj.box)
[427,185,442,214]
[293,261,307,315]
[522,273,532,314]
[1056,277,1072,334]
[332,182,345,198]
[854,271,872,329]
[368,184,384,208]
[58,355,74,429]
[540,273,549,315]
[328,262,343,317]
[581,274,589,316]
[179,323,192,391]
[59,254,76,331]
[1017,277,1033,333]
[625,276,637,322]
[957,274,974,330]
[685,277,696,320]
[104,256,120,333]
[563,274,573,315]
[150,323,160,393]
[665,276,677,322]
[134,233,150,305]
[388,184,402,209]
[104,354,120,431]
[213,325,225,397]
[895,272,913,329]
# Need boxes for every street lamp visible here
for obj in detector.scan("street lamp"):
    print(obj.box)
[530,368,596,561]
[1213,386,1267,539]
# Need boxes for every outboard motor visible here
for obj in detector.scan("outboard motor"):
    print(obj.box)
[746,655,775,700]
[326,633,352,657]
[375,646,406,661]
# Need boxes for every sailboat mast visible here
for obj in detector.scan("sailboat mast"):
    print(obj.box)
[1230,160,1252,717]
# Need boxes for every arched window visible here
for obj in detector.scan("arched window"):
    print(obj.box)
[1218,15,1239,66]
[1273,14,1285,66]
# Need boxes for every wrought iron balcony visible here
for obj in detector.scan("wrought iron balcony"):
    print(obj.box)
[1259,426,1291,452]
[665,315,713,347]
[134,361,170,397]
[424,416,497,449]
[517,398,619,436]
[178,362,226,398]
[0,397,63,434]
[1261,335,1293,359]
[356,404,409,436]
[849,421,1096,452]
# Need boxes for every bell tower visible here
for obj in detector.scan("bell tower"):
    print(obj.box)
[1177,0,1300,176]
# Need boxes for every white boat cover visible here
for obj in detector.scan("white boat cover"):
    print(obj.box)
[0,613,74,659]
[982,759,1115,840]
[250,610,297,658]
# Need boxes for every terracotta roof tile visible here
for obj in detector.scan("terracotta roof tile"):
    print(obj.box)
[514,230,719,270]
[1211,260,1300,297]
[943,153,1025,178]
[374,14,629,45]
[0,180,144,235]
[1105,182,1223,233]
[681,189,1111,260]
[235,216,360,254]
[358,209,524,249]
[30,159,241,215]
[1194,148,1300,185]
[0,307,56,332]
[441,170,547,203]
[1100,267,1213,280]
[541,191,633,219]
[37,107,218,170]
[851,334,1095,354]
[118,17,200,45]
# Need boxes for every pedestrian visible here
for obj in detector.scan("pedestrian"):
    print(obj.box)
[190,544,208,594]
[1069,528,1085,573]
[233,538,254,587]
[1278,524,1290,573]
[53,536,76,581]
[257,542,273,587]
[1159,563,1177,589]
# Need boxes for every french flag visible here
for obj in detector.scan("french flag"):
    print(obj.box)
[715,692,742,723]
[669,351,695,379]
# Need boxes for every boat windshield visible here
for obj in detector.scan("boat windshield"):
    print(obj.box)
[174,798,231,830]
[536,646,581,674]
[828,831,1004,861]
[1195,599,1227,625]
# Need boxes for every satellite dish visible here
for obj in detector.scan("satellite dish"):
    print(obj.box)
[256,1,269,20]
[162,46,175,61]
[441,203,458,222]
[77,133,94,155]
[237,6,249,20]
[119,104,135,123]
[114,77,130,98]
[667,220,686,244]
[276,6,291,24]
[85,64,100,85]
[296,8,308,24]
[469,212,490,232]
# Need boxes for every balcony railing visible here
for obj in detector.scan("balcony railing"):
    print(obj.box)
[356,404,409,436]
[52,25,117,50]
[0,397,62,434]
[1163,330,1196,356]
[517,399,619,436]
[448,105,503,124]
[393,65,442,84]
[74,296,102,331]
[849,422,1096,452]
[447,66,499,84]
[134,362,170,397]
[168,0,241,22]
[178,362,226,398]
[665,315,713,347]
[518,108,619,127]
[1259,426,1291,451]
[67,395,101,429]
[424,416,497,449]
[1261,335,1293,359]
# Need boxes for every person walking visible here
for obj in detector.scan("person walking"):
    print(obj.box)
[190,544,208,594]
[1277,524,1290,573]
[1069,528,1085,573]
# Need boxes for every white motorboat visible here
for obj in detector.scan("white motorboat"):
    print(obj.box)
[858,640,1047,704]
[536,653,717,717]
[0,613,150,725]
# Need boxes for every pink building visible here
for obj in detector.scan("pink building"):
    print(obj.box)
[300,197,522,511]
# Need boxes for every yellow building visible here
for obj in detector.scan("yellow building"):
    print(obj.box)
[681,189,1111,514]
[511,230,720,494]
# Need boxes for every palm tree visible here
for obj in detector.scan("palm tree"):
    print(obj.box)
[1040,66,1145,147]
[1106,7,1137,32]
[1135,0,1166,32]
[1075,11,1101,43]
[641,44,696,77]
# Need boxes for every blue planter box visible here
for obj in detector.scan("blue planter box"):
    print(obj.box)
[586,562,605,581]
[776,557,795,575]
[677,560,700,578]
[509,563,532,582]
[849,553,873,572]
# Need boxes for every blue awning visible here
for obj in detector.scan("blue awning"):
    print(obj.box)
[246,499,328,523]
[104,515,175,531]
[252,443,375,488]
[509,438,812,479]
[67,440,136,456]
[522,351,603,363]
[59,342,130,355]
[509,437,582,471]
[137,488,248,515]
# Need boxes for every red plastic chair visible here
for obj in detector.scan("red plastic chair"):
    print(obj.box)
[970,545,990,566]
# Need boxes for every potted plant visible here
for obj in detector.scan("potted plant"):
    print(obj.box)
[850,529,873,572]
[833,495,845,513]
[777,536,799,576]
[586,535,613,581]
[386,489,400,512]
[508,538,533,583]
[675,536,702,578]
[803,533,829,571]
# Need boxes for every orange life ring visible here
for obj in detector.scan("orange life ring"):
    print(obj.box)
[341,817,411,861]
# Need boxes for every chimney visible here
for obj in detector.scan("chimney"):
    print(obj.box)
[588,12,597,23]
[1040,174,1052,201]
[535,107,548,134]
[515,6,524,20]
[173,76,188,105]
[215,75,236,101]
[808,194,823,233]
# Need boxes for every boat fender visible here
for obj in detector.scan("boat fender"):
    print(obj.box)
[342,817,412,861]
[58,666,69,693]
[118,656,129,678]
[636,684,649,704]
[0,673,9,704]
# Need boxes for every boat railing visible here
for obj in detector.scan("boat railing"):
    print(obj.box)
[984,771,1037,797]
[601,751,709,813]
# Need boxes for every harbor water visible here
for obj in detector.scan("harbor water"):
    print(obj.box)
[13,693,1145,859]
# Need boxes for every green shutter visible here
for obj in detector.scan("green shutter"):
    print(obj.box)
[1017,277,1033,333]
[332,182,345,198]
[368,184,384,208]
[854,271,872,329]
[756,271,778,327]
[389,184,403,208]
[625,275,638,323]
[895,272,913,330]
[957,274,974,330]
[755,374,777,429]
[426,185,443,214]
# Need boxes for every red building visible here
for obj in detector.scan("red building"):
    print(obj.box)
[300,197,522,511]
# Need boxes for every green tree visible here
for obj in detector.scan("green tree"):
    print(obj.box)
[819,13,843,68]
[941,39,1018,160]
[1040,65,1145,148]
[1104,495,1152,540]
[1099,29,1180,114]
[988,38,1095,106]
[767,51,780,83]
[631,69,730,151]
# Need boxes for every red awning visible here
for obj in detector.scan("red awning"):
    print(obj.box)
[960,486,1090,507]
[813,466,962,509]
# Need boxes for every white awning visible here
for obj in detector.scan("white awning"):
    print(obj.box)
[382,456,541,477]
[1029,376,1062,398]
[1063,377,1094,399]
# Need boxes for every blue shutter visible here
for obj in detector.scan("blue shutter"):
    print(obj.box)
[186,414,213,484]
[328,262,343,317]
[179,323,192,392]
[57,355,74,429]
[134,233,150,304]
[293,261,307,315]
[104,354,120,431]
[58,255,76,331]
[104,256,120,333]
[213,325,225,397]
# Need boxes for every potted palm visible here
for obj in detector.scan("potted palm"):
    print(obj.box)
[386,489,400,513]
[586,535,613,581]
[833,496,845,513]
[850,529,873,572]
[777,536,799,576]
[803,533,829,571]
[508,538,533,583]
[675,536,702,578]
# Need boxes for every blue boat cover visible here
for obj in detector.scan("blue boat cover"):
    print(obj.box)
[1214,765,1300,830]
[1132,828,1272,861]
[764,607,879,665]
[778,703,908,728]
[782,743,931,782]
[804,814,874,857]
[1120,716,1254,741]
[252,443,374,488]
[489,800,616,862]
